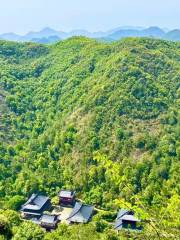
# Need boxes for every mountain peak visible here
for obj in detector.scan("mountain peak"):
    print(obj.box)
[40,27,57,33]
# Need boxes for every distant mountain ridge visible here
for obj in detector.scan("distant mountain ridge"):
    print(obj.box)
[108,27,166,40]
[31,35,61,44]
[164,29,180,41]
[0,26,180,43]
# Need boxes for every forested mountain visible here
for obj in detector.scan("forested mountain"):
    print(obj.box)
[0,37,179,239]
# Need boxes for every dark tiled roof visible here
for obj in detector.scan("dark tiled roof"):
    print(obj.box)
[117,209,131,219]
[59,190,75,198]
[121,214,140,222]
[41,214,57,224]
[67,202,94,223]
[21,194,49,211]
[114,219,123,230]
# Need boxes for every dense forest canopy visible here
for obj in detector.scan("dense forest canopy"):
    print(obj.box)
[0,37,179,239]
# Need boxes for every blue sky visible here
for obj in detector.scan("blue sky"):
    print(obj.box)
[0,0,179,34]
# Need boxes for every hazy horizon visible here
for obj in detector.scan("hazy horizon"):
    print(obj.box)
[0,0,179,35]
[0,26,175,36]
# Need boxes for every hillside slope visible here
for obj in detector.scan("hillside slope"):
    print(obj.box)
[0,37,179,239]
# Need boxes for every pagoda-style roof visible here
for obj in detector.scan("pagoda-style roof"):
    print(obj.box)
[67,202,94,223]
[21,194,50,214]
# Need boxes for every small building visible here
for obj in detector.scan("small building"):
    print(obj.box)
[114,209,140,231]
[59,190,76,206]
[67,202,94,224]
[20,194,51,219]
[40,214,59,230]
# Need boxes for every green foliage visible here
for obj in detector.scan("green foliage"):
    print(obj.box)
[0,214,11,238]
[13,222,45,240]
[4,196,25,211]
